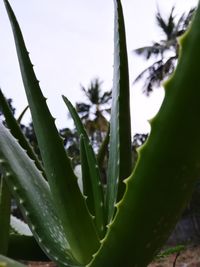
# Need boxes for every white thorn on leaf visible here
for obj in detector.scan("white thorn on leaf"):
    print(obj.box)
[38,237,43,243]
[5,171,11,177]
[25,211,29,217]
[19,199,24,204]
[45,248,50,254]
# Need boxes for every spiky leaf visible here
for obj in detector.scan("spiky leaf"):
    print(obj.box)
[0,123,81,266]
[63,96,106,238]
[106,0,132,223]
[88,1,200,266]
[3,0,99,264]
[0,89,44,175]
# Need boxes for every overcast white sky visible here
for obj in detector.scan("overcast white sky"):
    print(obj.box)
[0,0,198,134]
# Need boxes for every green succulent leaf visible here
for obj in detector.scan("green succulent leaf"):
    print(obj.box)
[106,0,132,223]
[3,0,99,264]
[63,96,106,238]
[0,89,44,175]
[79,136,95,216]
[88,1,200,267]
[0,123,81,266]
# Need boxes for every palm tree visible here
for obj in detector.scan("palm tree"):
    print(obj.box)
[133,6,196,95]
[76,78,111,149]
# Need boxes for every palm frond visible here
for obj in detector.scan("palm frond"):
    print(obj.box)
[133,59,163,84]
[167,6,176,39]
[156,7,175,39]
[134,41,172,60]
[175,8,196,37]
[133,6,196,95]
[101,91,112,104]
[134,56,177,95]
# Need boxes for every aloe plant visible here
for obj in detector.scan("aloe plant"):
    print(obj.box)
[1,0,200,266]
